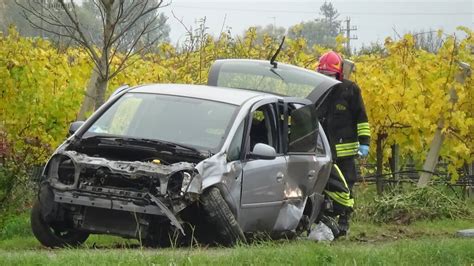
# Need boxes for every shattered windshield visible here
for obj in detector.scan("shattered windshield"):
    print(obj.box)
[84,93,238,152]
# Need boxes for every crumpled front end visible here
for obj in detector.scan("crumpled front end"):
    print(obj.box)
[39,150,202,239]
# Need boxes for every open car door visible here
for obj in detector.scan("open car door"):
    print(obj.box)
[207,59,340,108]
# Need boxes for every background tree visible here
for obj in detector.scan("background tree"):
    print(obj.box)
[357,42,385,56]
[16,0,168,119]
[288,1,341,48]
[254,24,287,43]
[411,30,444,53]
[319,1,341,37]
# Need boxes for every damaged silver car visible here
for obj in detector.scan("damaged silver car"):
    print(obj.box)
[31,59,340,247]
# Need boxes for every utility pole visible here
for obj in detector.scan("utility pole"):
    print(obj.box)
[40,0,44,38]
[341,17,358,56]
[269,16,276,37]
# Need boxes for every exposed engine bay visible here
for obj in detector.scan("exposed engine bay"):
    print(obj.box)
[39,149,205,242]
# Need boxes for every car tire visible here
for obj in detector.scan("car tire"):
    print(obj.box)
[31,200,89,248]
[200,187,246,246]
[142,224,177,248]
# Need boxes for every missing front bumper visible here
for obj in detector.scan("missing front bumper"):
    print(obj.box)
[53,188,185,235]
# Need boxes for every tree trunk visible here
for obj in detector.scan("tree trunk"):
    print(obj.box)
[77,66,100,121]
[93,0,114,110]
[77,61,109,120]
[375,133,384,195]
[93,74,108,110]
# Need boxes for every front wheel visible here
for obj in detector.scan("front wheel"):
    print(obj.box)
[200,187,246,246]
[31,200,89,248]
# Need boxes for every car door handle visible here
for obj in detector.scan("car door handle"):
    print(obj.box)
[276,172,284,183]
[308,170,316,180]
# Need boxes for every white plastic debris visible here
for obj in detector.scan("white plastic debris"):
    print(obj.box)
[457,229,474,237]
[308,221,334,242]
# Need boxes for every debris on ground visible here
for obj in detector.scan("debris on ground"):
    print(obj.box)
[456,229,474,237]
[308,222,334,242]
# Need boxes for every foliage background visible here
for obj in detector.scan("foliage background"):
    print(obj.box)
[0,25,473,216]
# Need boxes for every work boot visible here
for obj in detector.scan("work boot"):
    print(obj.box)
[320,215,340,238]
[337,214,350,237]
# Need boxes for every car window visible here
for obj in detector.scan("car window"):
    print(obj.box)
[288,104,319,153]
[247,103,278,153]
[316,131,326,156]
[227,120,245,162]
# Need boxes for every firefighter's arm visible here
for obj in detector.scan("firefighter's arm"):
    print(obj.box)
[350,83,371,147]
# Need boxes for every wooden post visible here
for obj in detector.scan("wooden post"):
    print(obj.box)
[376,133,385,195]
[417,62,471,187]
[417,125,445,187]
[390,144,400,181]
[468,163,474,198]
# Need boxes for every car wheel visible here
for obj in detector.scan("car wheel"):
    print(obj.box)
[31,200,89,248]
[142,224,178,248]
[200,187,246,246]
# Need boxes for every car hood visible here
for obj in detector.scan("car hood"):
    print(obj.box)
[208,59,340,107]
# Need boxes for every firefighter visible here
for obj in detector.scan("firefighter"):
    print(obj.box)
[317,51,371,235]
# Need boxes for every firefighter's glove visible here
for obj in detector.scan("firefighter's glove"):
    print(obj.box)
[358,145,369,157]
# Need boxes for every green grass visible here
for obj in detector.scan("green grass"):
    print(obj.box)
[0,212,31,240]
[1,185,472,265]
[0,238,473,265]
[0,215,473,265]
[349,219,474,242]
[352,184,474,223]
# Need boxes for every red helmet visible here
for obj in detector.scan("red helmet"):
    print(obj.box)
[317,51,344,81]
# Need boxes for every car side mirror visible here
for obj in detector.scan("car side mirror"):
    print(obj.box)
[249,143,277,160]
[68,121,85,136]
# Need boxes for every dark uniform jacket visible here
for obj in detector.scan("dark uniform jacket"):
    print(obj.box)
[319,79,370,159]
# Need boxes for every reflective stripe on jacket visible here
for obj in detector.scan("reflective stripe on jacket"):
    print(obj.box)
[319,79,371,159]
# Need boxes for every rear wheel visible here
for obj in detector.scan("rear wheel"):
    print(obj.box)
[200,187,246,246]
[31,200,89,248]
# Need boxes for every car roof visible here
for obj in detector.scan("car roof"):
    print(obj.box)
[129,83,279,105]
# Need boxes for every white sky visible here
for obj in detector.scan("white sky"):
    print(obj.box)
[160,0,474,48]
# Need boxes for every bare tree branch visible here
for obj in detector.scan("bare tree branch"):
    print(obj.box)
[92,0,106,31]
[171,10,196,53]
[218,14,227,38]
[17,0,170,112]
[109,33,165,80]
[56,0,101,66]
[111,1,166,44]
[109,18,163,79]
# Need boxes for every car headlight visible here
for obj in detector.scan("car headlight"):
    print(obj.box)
[181,171,192,193]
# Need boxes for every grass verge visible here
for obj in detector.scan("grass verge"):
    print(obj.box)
[0,237,473,265]
[0,216,473,265]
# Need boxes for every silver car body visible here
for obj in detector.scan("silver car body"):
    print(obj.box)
[38,59,339,242]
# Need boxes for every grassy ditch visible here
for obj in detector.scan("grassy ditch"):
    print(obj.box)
[0,185,472,265]
[0,237,473,265]
[0,213,473,265]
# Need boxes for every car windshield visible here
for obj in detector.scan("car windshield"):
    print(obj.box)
[83,93,238,152]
